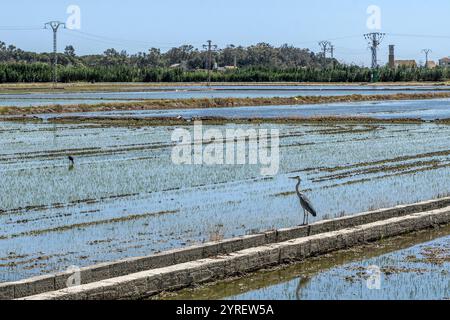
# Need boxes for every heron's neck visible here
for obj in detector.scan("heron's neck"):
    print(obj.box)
[296,180,301,193]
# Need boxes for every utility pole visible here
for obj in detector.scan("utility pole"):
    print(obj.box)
[422,49,432,68]
[364,32,385,69]
[203,40,217,87]
[45,21,66,85]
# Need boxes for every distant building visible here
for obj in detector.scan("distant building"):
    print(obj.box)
[387,46,418,69]
[439,57,450,67]
[394,60,417,68]
[169,62,188,70]
[426,60,437,69]
[217,65,238,72]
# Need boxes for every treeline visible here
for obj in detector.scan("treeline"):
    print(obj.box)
[1,63,449,83]
[1,41,329,69]
[4,39,448,83]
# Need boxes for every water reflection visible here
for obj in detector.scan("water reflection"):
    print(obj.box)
[36,98,450,121]
[2,121,450,282]
[161,225,450,300]
[2,84,450,107]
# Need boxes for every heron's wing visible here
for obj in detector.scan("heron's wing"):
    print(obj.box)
[300,194,318,217]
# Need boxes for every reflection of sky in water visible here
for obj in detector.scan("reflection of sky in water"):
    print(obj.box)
[36,98,450,121]
[1,121,450,281]
[2,85,450,107]
[0,99,127,107]
[227,235,450,300]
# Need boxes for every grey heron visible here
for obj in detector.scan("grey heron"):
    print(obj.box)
[289,176,317,225]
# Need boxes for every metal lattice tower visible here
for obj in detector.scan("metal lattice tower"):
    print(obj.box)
[422,49,432,68]
[45,21,66,85]
[364,32,385,69]
[203,40,218,87]
[318,41,331,60]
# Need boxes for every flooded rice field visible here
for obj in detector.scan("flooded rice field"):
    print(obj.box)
[1,118,450,284]
[162,224,450,300]
[2,119,450,283]
[37,98,450,121]
[2,84,450,107]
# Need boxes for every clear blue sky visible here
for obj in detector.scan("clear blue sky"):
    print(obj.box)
[1,0,450,66]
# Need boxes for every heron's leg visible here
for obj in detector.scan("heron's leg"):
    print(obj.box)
[302,209,306,225]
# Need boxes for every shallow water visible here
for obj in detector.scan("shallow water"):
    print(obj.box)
[35,98,450,121]
[2,120,450,281]
[0,99,130,107]
[2,85,450,107]
[162,225,450,300]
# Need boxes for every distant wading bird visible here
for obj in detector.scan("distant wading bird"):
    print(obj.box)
[290,176,317,225]
[68,156,75,166]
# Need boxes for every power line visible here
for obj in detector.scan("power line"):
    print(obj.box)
[65,29,185,48]
[294,35,361,47]
[327,35,361,41]
[63,30,147,48]
[333,46,368,55]
[63,32,185,51]
[0,25,43,31]
[5,24,450,67]
[387,33,450,40]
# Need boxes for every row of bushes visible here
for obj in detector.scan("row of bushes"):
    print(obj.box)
[0,63,449,83]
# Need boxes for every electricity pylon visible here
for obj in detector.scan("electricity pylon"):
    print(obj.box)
[364,32,385,69]
[318,41,331,59]
[45,21,66,85]
[422,49,432,68]
[203,40,218,87]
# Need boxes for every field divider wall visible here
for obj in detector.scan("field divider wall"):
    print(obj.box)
[19,206,450,300]
[2,196,450,300]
